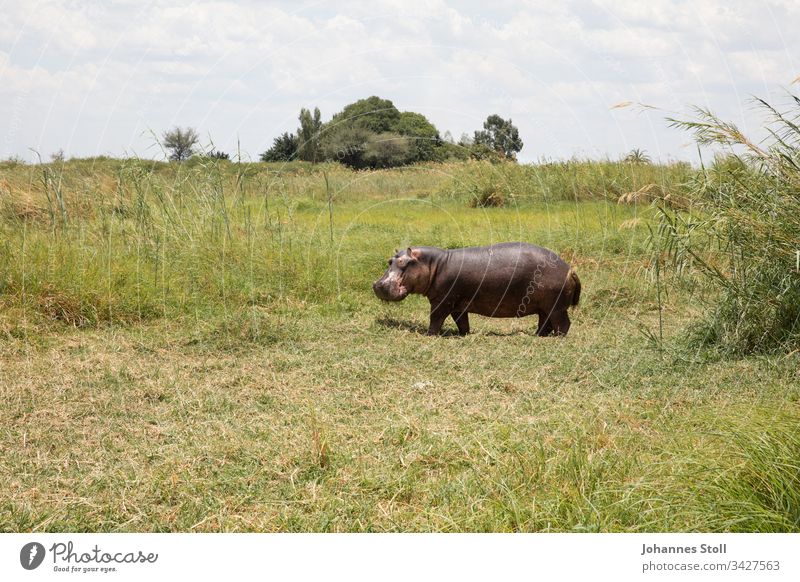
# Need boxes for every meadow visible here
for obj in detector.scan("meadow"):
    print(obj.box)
[1,156,798,532]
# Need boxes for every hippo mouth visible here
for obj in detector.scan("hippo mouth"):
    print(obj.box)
[372,278,409,302]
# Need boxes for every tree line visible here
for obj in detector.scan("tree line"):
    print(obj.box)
[260,96,522,168]
[161,96,523,168]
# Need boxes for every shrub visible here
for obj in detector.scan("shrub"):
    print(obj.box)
[362,133,413,169]
[394,111,441,162]
[468,183,505,207]
[261,132,298,162]
[322,125,371,168]
[329,96,401,133]
[653,95,800,354]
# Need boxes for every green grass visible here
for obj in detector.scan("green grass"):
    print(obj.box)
[655,97,800,354]
[0,158,797,532]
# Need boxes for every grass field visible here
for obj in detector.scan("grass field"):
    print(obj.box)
[1,158,798,532]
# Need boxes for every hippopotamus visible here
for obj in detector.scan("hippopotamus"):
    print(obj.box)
[372,243,581,336]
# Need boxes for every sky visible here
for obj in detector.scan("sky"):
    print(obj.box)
[1,0,798,163]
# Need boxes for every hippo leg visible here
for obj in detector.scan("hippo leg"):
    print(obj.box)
[452,311,470,336]
[427,305,450,336]
[536,314,554,337]
[550,310,571,336]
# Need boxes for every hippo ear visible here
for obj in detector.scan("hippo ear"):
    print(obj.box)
[408,247,421,261]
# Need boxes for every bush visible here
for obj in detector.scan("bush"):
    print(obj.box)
[329,96,400,133]
[322,97,443,168]
[654,96,800,354]
[435,161,511,207]
[434,141,471,162]
[204,150,230,160]
[362,133,413,169]
[394,111,441,162]
[261,132,298,162]
[322,125,371,168]
[468,183,505,208]
[468,143,501,161]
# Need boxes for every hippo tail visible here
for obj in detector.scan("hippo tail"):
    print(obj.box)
[568,268,581,306]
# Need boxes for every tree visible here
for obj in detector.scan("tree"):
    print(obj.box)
[362,133,413,168]
[261,132,298,162]
[297,107,323,163]
[329,96,400,133]
[436,141,470,161]
[323,97,446,166]
[458,133,473,147]
[468,143,498,161]
[394,111,440,162]
[473,115,523,160]
[163,126,199,162]
[624,148,651,164]
[206,150,230,160]
[322,125,371,169]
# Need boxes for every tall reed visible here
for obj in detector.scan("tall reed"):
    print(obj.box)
[653,95,800,354]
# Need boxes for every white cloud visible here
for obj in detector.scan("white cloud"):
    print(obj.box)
[0,0,798,161]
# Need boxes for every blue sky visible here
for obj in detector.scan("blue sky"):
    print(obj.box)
[1,0,798,162]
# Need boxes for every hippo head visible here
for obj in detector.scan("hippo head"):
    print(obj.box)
[373,247,428,302]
